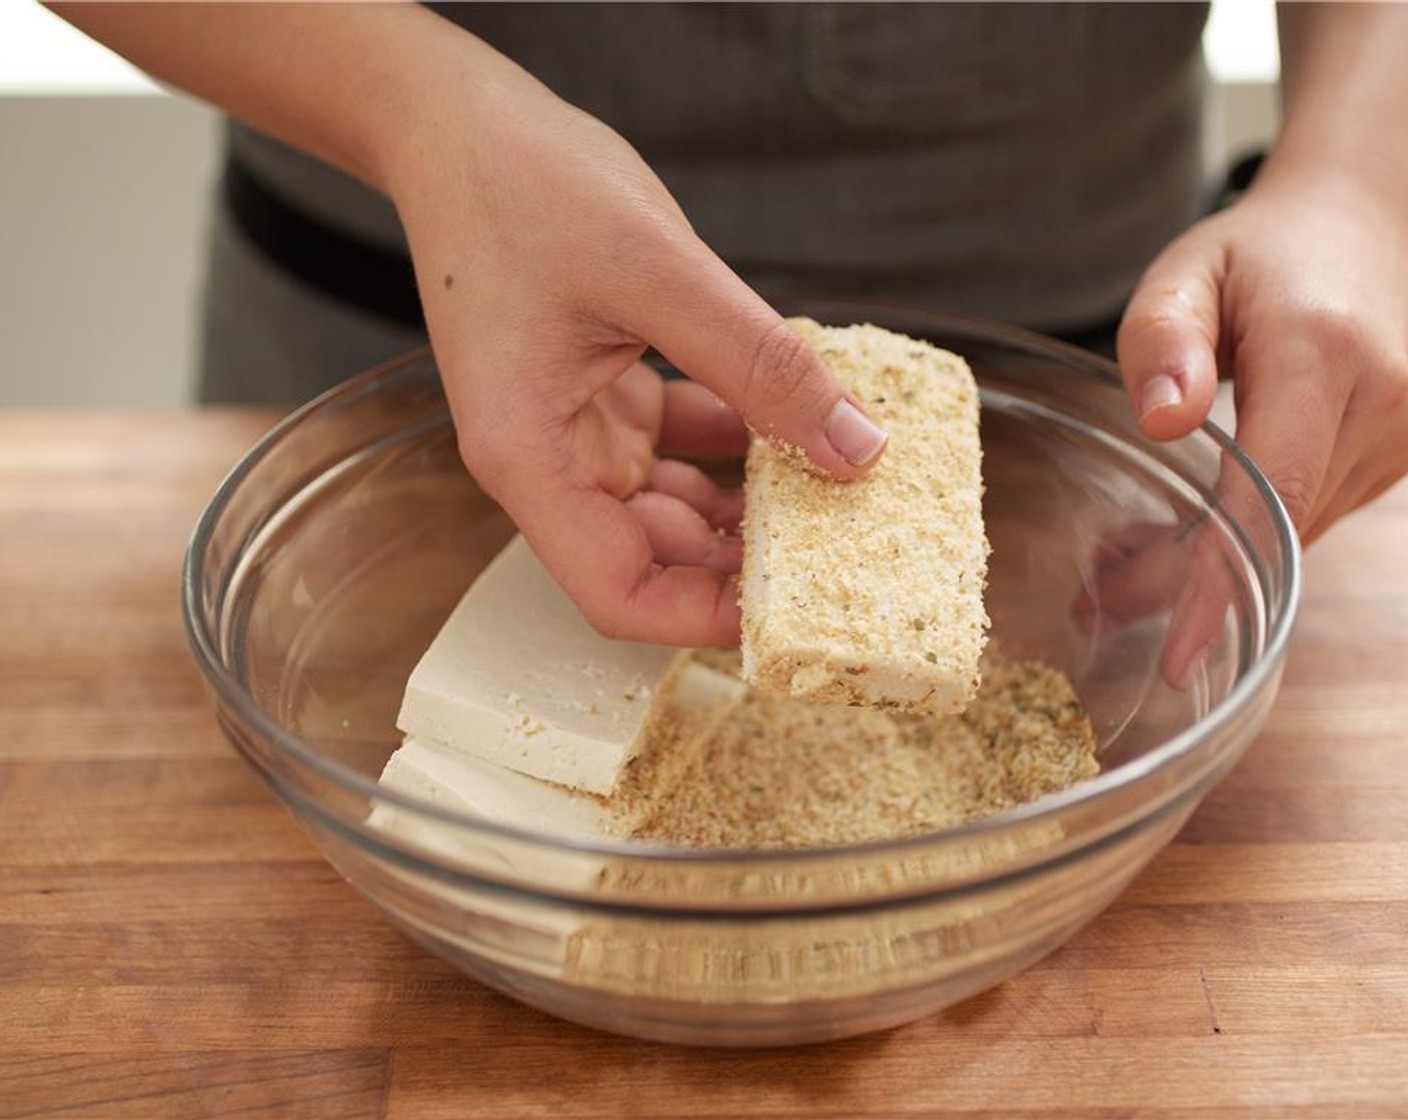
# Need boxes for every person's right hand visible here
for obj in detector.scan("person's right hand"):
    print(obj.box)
[383,36,888,646]
[51,3,885,645]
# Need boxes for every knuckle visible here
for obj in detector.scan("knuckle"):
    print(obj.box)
[743,321,828,424]
[1291,302,1408,403]
[602,211,700,304]
[1121,298,1184,343]
[1293,302,1381,385]
[1121,284,1209,341]
[1268,462,1320,527]
[605,219,673,285]
[582,602,631,642]
[1378,361,1408,416]
[1301,302,1364,358]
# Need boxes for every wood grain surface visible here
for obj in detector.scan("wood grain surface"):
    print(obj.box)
[2,410,1406,1119]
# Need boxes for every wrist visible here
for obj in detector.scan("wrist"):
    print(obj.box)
[334,8,475,194]
[372,20,554,205]
[1254,130,1408,227]
[1267,4,1408,220]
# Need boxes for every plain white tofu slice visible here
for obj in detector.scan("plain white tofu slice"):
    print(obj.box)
[379,737,611,836]
[376,661,748,842]
[396,535,685,796]
[368,661,747,959]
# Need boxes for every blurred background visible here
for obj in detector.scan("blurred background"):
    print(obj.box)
[0,0,1281,408]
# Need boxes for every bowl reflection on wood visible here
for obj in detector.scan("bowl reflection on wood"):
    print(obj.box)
[183,301,1299,1046]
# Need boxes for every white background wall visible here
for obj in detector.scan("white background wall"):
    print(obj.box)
[0,1,1280,408]
[0,96,218,407]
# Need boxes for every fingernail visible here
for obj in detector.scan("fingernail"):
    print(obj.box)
[826,398,888,466]
[1139,374,1184,422]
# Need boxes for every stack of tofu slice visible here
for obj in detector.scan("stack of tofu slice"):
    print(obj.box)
[374,535,745,842]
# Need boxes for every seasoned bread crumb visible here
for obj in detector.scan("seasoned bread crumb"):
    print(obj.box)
[740,318,989,716]
[605,663,745,834]
[622,651,1098,850]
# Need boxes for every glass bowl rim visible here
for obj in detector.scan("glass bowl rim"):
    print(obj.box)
[181,306,1302,866]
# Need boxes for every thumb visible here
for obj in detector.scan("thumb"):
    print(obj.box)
[625,238,888,479]
[1116,238,1224,441]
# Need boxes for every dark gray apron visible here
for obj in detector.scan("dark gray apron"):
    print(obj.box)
[200,2,1209,404]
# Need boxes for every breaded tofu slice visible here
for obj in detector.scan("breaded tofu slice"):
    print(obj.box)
[739,318,989,715]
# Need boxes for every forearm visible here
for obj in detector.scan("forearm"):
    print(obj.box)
[1268,2,1408,202]
[51,2,519,193]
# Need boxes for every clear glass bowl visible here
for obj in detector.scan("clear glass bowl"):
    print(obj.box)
[183,301,1299,1047]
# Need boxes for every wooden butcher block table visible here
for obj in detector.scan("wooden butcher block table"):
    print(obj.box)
[1,410,1406,1119]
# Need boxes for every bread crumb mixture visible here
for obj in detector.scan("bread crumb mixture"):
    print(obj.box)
[615,651,1098,849]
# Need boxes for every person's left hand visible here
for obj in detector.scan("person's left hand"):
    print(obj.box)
[1098,172,1408,685]
[1117,172,1408,544]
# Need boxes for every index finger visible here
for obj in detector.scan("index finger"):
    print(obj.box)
[1157,336,1348,684]
[1229,337,1350,534]
[613,235,888,478]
